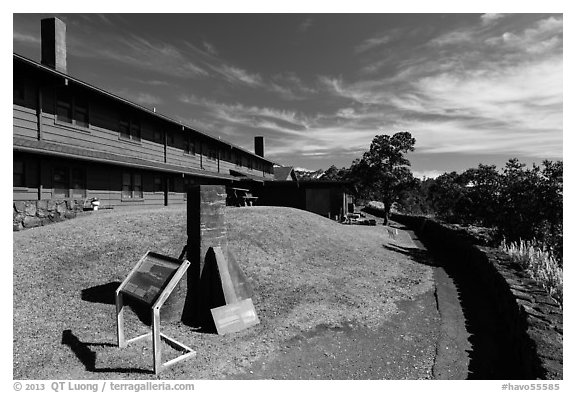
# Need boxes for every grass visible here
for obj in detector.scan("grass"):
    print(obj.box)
[13,205,434,379]
[499,239,563,305]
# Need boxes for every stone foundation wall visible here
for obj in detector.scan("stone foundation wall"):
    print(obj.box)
[391,213,563,380]
[13,200,89,231]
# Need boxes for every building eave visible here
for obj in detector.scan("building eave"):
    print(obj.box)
[13,137,240,181]
[13,52,278,166]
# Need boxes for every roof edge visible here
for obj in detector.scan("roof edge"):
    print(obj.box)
[14,52,279,166]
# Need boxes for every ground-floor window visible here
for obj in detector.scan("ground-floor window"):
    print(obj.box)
[153,175,164,192]
[122,172,143,199]
[71,168,86,198]
[14,159,25,187]
[53,166,87,199]
[53,167,70,198]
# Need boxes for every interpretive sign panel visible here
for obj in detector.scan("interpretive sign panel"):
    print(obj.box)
[120,252,181,306]
[116,251,195,375]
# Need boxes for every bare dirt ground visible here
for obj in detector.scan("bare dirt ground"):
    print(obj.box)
[13,206,440,379]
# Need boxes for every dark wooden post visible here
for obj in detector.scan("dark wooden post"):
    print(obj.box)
[163,130,167,163]
[171,185,228,326]
[187,185,228,274]
[37,86,43,141]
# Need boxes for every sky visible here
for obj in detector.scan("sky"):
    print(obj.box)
[12,12,563,179]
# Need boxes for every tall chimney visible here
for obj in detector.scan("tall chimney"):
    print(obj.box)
[254,136,264,157]
[41,17,67,73]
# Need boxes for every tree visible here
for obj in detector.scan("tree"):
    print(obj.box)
[350,132,417,224]
[424,158,563,263]
[427,171,465,222]
[322,165,350,181]
[459,164,502,226]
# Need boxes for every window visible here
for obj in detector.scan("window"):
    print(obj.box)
[13,80,26,104]
[119,119,130,139]
[56,92,73,124]
[185,135,195,155]
[56,89,89,128]
[167,176,175,192]
[208,149,218,161]
[153,175,163,192]
[52,166,86,198]
[14,160,25,187]
[122,172,143,199]
[235,153,242,167]
[53,167,70,198]
[74,97,89,128]
[153,129,164,144]
[71,168,86,198]
[119,116,141,141]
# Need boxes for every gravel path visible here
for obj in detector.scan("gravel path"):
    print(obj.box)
[227,219,472,380]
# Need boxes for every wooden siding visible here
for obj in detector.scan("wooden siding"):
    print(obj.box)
[13,105,38,139]
[14,63,275,188]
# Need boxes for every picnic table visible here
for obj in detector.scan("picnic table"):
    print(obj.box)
[227,187,258,207]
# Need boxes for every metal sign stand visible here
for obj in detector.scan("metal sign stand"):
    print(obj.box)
[115,251,196,375]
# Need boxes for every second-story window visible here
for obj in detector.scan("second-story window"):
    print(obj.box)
[56,91,73,124]
[56,89,89,129]
[119,115,141,141]
[13,79,26,105]
[235,153,242,167]
[74,97,89,128]
[185,135,195,155]
[222,149,231,162]
[153,129,164,144]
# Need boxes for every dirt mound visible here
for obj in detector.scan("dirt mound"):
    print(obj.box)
[13,205,434,379]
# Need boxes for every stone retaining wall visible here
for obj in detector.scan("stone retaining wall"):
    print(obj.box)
[391,213,563,380]
[13,200,89,231]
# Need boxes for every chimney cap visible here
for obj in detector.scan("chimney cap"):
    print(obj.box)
[254,136,264,157]
[41,17,67,73]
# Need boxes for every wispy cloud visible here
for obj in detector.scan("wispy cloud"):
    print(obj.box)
[180,94,310,133]
[13,31,40,45]
[70,33,209,79]
[211,64,263,87]
[356,33,394,53]
[481,13,507,25]
[485,16,563,55]
[111,88,163,107]
[202,40,218,55]
[428,30,474,46]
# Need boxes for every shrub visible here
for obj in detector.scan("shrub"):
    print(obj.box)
[500,239,563,305]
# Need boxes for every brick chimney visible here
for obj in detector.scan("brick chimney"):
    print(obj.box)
[41,17,67,73]
[254,136,264,157]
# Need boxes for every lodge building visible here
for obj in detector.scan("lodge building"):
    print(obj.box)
[13,17,275,213]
